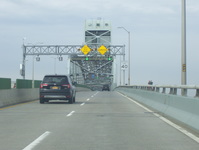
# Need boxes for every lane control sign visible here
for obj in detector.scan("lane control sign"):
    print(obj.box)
[98,45,108,55]
[81,45,91,55]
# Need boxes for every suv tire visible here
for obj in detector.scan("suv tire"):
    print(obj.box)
[69,97,73,104]
[73,97,76,103]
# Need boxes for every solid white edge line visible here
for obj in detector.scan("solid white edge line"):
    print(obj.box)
[67,111,75,117]
[117,92,199,144]
[23,131,51,150]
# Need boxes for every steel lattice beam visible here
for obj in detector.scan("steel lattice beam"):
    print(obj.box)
[23,45,125,56]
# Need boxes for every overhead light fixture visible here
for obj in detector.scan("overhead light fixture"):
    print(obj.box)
[59,56,63,61]
[36,56,40,61]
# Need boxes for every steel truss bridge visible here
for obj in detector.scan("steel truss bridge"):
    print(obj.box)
[21,44,125,88]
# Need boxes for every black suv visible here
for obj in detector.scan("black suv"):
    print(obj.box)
[40,75,76,104]
[102,84,110,91]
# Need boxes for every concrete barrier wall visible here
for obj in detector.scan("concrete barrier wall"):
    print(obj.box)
[0,88,39,108]
[0,87,91,108]
[116,87,199,133]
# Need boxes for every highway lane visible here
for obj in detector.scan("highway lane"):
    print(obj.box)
[0,91,199,150]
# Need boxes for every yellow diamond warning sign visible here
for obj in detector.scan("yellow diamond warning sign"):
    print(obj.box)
[98,45,108,55]
[81,45,91,55]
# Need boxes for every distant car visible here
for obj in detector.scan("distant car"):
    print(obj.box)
[102,84,110,91]
[39,75,76,104]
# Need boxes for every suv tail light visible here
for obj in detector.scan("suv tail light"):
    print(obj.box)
[62,84,70,88]
[40,83,48,88]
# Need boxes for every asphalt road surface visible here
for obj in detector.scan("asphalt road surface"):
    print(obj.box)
[0,91,199,150]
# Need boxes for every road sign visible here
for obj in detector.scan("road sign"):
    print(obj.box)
[81,45,91,55]
[182,64,186,72]
[98,45,108,55]
[121,61,128,70]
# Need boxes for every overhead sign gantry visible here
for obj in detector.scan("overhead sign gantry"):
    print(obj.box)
[21,44,125,78]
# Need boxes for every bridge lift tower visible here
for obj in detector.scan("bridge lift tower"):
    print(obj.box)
[21,18,125,88]
[71,18,114,87]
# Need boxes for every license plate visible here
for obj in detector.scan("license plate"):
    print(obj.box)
[51,86,59,89]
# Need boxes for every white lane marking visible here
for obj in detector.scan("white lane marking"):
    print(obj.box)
[118,92,199,144]
[23,131,51,150]
[91,92,98,98]
[80,103,85,106]
[66,111,75,117]
[87,98,90,101]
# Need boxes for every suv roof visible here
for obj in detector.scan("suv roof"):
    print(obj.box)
[42,75,70,84]
[44,74,69,77]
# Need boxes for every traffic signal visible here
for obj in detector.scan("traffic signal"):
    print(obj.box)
[108,57,112,61]
[85,57,89,61]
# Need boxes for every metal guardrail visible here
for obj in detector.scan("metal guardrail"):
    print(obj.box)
[119,85,199,98]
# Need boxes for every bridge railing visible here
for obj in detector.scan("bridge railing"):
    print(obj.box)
[119,85,199,98]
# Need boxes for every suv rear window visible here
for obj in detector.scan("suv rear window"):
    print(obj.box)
[43,76,69,84]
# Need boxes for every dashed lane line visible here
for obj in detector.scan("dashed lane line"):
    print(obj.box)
[23,131,51,150]
[80,103,85,106]
[66,111,75,117]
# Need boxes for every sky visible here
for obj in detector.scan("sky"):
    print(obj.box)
[0,0,199,85]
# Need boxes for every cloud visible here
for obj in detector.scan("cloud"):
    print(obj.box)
[114,1,177,14]
[0,0,184,18]
[0,0,181,28]
[1,0,198,27]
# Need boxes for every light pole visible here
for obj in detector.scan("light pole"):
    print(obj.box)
[118,27,131,85]
[32,56,35,88]
[120,56,122,85]
[181,0,187,95]
[21,37,27,79]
